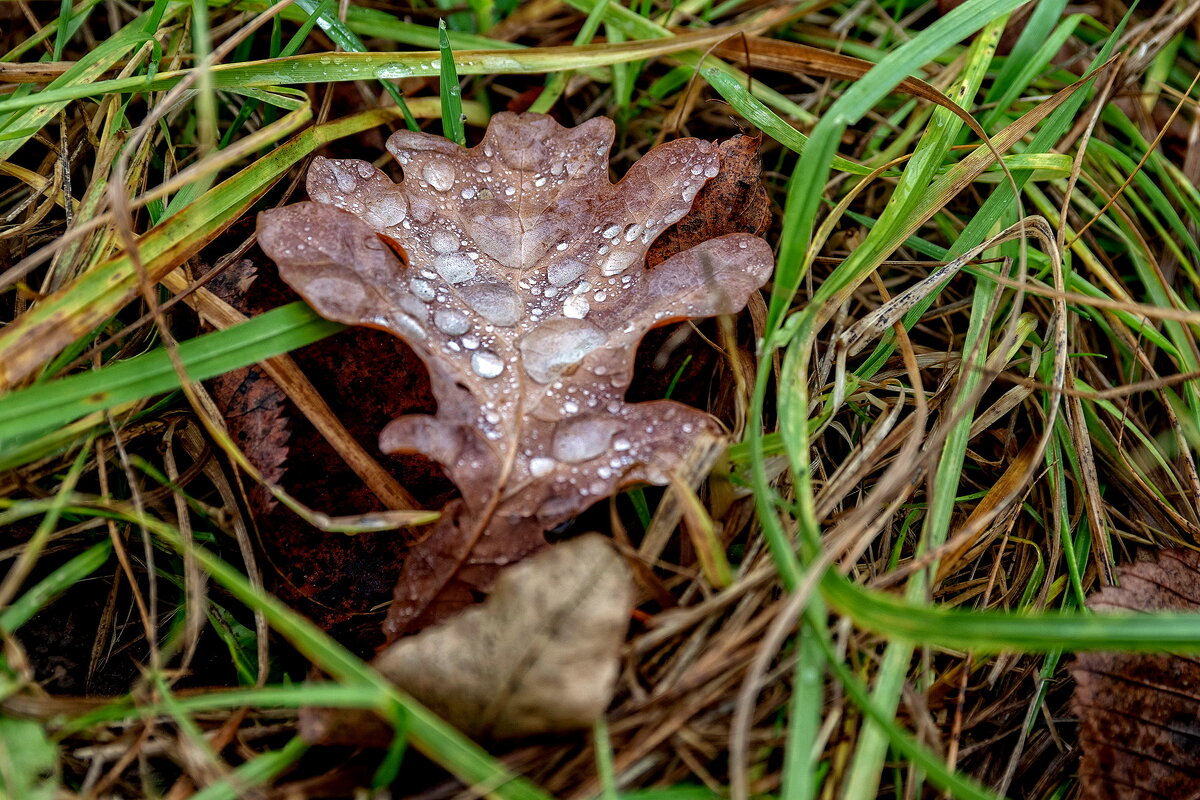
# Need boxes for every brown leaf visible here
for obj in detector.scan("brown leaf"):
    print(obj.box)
[388,533,632,738]
[646,134,771,268]
[302,534,632,744]
[711,36,994,145]
[257,112,774,637]
[1069,548,1200,800]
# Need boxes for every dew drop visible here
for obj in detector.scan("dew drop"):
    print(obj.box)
[409,196,436,224]
[461,283,522,327]
[464,200,523,268]
[398,294,426,319]
[547,257,588,287]
[602,224,621,239]
[704,164,720,178]
[430,229,460,254]
[519,319,606,384]
[613,438,631,451]
[422,161,456,192]
[601,249,640,277]
[370,194,407,227]
[433,252,477,284]
[529,457,555,477]
[410,278,436,302]
[388,311,426,341]
[434,308,471,336]
[330,162,357,192]
[552,417,621,463]
[562,294,590,319]
[472,350,505,378]
[623,223,642,242]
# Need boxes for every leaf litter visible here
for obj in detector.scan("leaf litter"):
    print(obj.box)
[206,254,453,643]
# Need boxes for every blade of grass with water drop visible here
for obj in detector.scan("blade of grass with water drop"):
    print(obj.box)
[439,20,466,145]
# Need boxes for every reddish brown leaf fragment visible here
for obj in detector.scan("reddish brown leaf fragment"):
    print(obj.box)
[646,134,771,268]
[257,112,774,639]
[1069,548,1200,800]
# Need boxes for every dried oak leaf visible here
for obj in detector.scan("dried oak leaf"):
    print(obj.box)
[303,533,633,743]
[1069,548,1200,800]
[257,112,773,637]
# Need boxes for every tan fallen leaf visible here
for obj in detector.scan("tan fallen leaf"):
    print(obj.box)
[303,534,633,744]
[379,533,633,739]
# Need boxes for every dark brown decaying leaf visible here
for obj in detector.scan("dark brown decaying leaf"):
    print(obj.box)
[257,112,774,638]
[1069,548,1200,800]
[207,257,452,643]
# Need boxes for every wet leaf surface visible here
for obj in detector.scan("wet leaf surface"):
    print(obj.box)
[257,112,774,639]
[1070,548,1200,800]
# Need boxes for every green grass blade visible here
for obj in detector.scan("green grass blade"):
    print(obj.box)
[189,737,309,800]
[0,8,167,160]
[702,69,872,175]
[0,302,341,443]
[840,15,1007,797]
[292,0,418,129]
[0,30,756,116]
[130,511,555,800]
[0,540,112,634]
[439,19,467,145]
